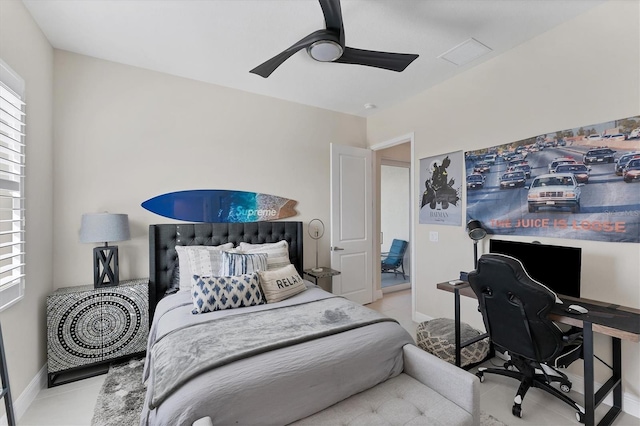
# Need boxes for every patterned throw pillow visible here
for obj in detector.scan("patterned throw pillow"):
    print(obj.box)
[222,252,268,276]
[175,243,234,292]
[257,264,306,303]
[191,273,265,314]
[239,240,291,271]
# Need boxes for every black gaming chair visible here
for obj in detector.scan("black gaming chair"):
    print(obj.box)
[468,253,585,422]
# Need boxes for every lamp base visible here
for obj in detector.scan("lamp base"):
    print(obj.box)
[311,267,323,273]
[93,245,119,288]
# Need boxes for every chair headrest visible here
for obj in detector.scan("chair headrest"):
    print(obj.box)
[475,253,562,304]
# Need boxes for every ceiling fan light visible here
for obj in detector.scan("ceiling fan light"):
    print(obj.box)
[307,40,343,62]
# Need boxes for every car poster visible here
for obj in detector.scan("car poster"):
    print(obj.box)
[465,115,640,243]
[419,150,463,226]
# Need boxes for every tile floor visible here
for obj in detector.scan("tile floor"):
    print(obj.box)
[16,289,640,425]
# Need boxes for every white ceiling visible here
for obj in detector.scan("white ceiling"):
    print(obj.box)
[22,0,605,117]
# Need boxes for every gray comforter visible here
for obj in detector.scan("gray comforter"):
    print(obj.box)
[141,283,413,426]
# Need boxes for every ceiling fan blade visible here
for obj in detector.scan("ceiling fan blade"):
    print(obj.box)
[250,30,328,78]
[335,47,419,72]
[319,0,344,45]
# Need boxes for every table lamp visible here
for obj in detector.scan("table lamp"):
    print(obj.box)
[80,213,130,288]
[466,219,487,269]
[308,219,325,272]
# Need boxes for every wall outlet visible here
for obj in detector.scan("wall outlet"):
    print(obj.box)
[429,231,439,242]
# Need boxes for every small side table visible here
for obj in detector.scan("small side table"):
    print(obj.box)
[304,268,341,293]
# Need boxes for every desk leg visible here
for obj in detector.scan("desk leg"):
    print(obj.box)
[454,288,461,368]
[583,322,595,426]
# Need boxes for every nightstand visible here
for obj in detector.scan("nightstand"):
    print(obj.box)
[304,268,341,292]
[46,278,149,387]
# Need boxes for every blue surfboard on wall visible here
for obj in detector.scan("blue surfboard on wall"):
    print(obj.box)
[141,190,298,223]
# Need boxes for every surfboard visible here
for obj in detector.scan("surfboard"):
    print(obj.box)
[141,190,298,223]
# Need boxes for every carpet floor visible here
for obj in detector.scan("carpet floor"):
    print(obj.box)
[92,358,508,426]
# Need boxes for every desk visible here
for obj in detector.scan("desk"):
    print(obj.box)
[437,281,640,426]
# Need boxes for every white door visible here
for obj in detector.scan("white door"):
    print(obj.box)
[330,144,373,304]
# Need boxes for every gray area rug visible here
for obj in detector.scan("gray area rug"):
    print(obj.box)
[92,357,509,426]
[91,358,146,426]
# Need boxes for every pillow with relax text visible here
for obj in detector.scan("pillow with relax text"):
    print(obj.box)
[191,273,265,314]
[257,264,306,303]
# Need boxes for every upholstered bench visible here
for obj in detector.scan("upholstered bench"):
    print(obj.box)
[416,318,489,368]
[290,344,480,426]
[196,345,479,426]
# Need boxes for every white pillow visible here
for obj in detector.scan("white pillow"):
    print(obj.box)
[238,240,291,271]
[257,264,306,303]
[175,243,234,292]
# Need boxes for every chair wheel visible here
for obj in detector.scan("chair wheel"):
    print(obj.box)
[476,372,485,383]
[575,411,584,423]
[560,383,571,393]
[512,404,522,418]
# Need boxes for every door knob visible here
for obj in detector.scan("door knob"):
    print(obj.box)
[332,246,345,251]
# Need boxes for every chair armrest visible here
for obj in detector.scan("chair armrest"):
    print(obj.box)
[402,344,480,426]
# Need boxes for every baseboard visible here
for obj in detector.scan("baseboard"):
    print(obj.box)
[0,364,46,425]
[413,311,433,324]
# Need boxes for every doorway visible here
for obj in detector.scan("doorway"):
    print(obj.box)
[380,161,410,292]
[373,137,412,297]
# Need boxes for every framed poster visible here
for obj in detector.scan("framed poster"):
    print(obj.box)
[419,151,463,226]
[465,115,640,243]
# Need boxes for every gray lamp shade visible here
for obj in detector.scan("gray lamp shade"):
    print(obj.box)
[79,213,130,244]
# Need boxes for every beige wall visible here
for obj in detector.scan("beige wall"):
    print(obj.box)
[368,0,639,400]
[0,0,54,407]
[52,51,366,288]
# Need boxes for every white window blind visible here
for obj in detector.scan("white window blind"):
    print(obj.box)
[0,59,25,311]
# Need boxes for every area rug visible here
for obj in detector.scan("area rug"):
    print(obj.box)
[92,358,509,426]
[91,358,146,426]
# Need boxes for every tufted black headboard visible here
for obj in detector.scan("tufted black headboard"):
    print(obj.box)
[148,221,303,320]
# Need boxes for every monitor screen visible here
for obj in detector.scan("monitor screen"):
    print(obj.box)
[489,239,581,298]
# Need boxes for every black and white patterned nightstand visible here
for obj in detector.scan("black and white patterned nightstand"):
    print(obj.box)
[46,279,149,387]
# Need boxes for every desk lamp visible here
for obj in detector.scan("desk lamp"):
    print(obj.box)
[80,213,130,288]
[466,219,487,269]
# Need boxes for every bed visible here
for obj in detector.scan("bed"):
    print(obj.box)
[141,221,414,426]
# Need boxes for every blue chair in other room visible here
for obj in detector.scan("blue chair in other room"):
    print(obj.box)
[381,239,408,279]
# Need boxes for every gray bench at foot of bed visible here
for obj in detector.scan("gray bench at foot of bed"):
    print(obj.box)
[291,344,480,426]
[195,344,480,426]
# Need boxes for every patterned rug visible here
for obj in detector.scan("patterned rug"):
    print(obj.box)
[92,358,509,426]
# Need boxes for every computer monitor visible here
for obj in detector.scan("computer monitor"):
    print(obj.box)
[489,239,581,298]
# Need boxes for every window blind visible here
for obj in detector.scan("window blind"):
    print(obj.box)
[0,60,25,311]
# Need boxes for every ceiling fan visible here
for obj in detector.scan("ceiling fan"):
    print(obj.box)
[249,0,419,78]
